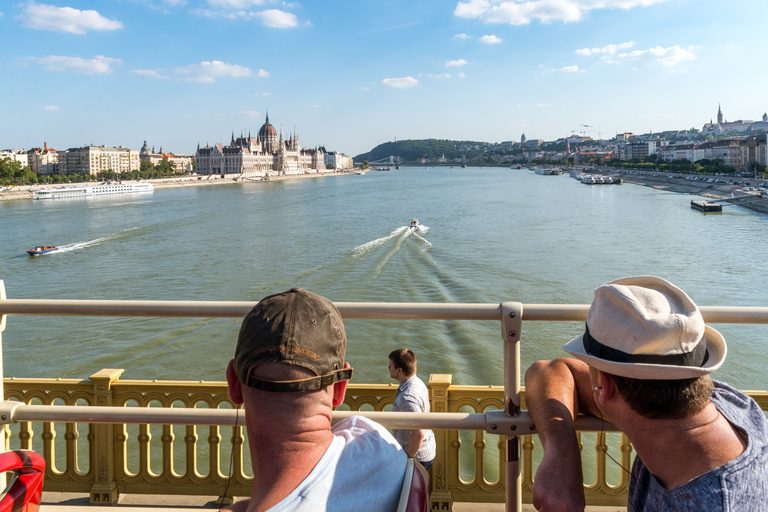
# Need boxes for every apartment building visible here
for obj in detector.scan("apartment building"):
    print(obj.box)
[59,146,140,175]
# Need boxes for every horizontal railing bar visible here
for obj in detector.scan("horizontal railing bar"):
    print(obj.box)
[1,299,767,323]
[0,402,617,432]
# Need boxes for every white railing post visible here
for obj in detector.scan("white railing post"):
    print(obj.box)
[0,281,6,492]
[501,302,523,512]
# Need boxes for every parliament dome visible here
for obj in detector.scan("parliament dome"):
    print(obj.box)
[259,114,277,138]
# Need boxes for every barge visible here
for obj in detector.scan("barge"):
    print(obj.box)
[691,200,722,212]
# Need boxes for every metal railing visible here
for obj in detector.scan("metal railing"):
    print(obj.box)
[1,280,767,511]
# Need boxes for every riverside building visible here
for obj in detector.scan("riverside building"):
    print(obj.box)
[194,114,326,178]
[139,141,195,173]
[59,145,140,176]
[28,143,59,176]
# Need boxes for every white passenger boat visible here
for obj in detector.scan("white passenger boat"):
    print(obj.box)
[33,182,154,200]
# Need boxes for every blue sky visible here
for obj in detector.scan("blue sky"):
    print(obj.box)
[1,0,766,157]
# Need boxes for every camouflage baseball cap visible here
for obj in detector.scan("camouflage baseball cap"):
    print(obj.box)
[234,288,353,392]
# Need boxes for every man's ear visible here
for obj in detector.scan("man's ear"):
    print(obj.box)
[332,362,351,407]
[595,370,616,404]
[226,359,244,405]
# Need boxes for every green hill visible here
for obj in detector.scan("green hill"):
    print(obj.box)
[354,139,489,163]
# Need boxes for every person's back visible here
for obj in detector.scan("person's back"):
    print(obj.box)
[225,288,407,512]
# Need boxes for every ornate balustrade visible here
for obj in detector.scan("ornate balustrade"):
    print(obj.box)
[1,281,768,511]
[5,371,767,509]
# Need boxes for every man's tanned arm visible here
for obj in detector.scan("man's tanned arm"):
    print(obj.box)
[524,358,598,512]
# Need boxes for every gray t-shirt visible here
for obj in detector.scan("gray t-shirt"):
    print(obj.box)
[628,380,768,511]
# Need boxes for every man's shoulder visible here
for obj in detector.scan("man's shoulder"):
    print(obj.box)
[401,375,429,395]
[711,380,767,434]
[333,415,402,445]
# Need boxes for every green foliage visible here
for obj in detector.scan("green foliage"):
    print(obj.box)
[0,158,38,185]
[362,160,369,170]
[355,139,487,162]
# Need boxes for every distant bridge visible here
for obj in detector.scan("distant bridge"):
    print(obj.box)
[354,156,399,166]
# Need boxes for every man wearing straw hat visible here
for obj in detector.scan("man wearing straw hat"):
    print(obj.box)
[224,288,407,512]
[525,276,768,511]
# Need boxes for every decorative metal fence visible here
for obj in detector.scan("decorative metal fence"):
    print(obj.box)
[1,280,767,511]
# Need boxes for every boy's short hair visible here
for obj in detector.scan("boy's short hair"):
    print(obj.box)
[389,348,417,376]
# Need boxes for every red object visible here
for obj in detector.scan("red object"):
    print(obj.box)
[0,451,45,512]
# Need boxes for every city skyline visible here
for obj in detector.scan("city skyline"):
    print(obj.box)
[1,0,766,157]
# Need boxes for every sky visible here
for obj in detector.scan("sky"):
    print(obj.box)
[2,0,767,157]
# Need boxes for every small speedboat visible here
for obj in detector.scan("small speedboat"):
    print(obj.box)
[409,219,419,229]
[27,245,58,256]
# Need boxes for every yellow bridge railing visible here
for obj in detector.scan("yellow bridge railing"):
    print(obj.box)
[1,280,767,511]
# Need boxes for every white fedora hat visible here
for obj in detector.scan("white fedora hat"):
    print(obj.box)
[563,276,727,380]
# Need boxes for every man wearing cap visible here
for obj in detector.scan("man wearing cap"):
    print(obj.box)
[224,288,407,512]
[525,276,768,512]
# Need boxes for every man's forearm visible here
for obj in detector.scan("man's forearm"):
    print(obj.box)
[525,358,595,512]
[407,429,426,457]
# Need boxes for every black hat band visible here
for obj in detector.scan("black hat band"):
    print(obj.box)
[583,323,709,368]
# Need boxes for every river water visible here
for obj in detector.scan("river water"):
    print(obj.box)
[2,167,767,391]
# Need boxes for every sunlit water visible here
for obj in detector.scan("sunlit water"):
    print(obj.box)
[2,167,767,393]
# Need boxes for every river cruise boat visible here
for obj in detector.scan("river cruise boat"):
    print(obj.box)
[26,245,58,255]
[33,182,154,200]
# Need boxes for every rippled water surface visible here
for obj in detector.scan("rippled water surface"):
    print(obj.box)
[2,168,767,389]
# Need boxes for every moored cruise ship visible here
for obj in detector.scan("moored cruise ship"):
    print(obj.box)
[33,182,154,199]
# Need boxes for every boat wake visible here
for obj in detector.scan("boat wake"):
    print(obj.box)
[53,227,140,254]
[354,224,431,255]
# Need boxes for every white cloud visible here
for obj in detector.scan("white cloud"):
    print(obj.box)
[617,45,696,66]
[18,3,123,34]
[454,33,470,39]
[29,55,121,74]
[537,103,551,107]
[42,106,60,111]
[253,9,297,27]
[239,110,261,118]
[458,72,466,78]
[454,0,669,25]
[182,76,216,83]
[208,0,267,7]
[576,41,634,56]
[195,2,301,27]
[131,69,169,79]
[446,59,468,67]
[479,34,502,44]
[255,92,271,96]
[428,73,451,79]
[561,65,583,72]
[382,76,419,88]
[312,105,321,109]
[175,60,254,82]
[257,69,270,77]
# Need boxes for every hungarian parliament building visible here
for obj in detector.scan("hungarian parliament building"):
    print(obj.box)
[195,114,351,178]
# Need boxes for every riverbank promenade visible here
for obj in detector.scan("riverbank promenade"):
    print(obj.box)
[2,280,766,511]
